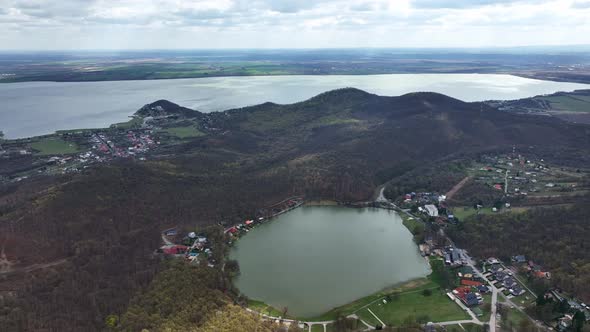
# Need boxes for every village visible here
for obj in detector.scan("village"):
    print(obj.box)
[389,151,590,332]
[0,110,208,185]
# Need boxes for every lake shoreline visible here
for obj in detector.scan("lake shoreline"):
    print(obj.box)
[3,73,589,139]
[231,203,432,320]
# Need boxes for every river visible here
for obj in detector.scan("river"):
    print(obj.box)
[229,206,430,318]
[1,74,589,139]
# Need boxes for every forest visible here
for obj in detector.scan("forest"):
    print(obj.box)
[2,88,590,331]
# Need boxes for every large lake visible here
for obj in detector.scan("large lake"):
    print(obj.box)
[229,206,429,318]
[1,74,589,139]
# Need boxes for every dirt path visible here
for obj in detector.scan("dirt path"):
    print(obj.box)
[0,258,67,275]
[446,176,471,200]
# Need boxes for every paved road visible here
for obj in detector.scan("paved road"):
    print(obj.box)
[438,319,483,326]
[490,286,499,331]
[366,308,386,327]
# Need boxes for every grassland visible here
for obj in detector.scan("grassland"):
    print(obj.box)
[356,287,469,326]
[399,213,425,235]
[310,324,324,332]
[160,125,205,138]
[538,93,590,113]
[247,299,284,318]
[29,137,80,155]
[111,117,143,129]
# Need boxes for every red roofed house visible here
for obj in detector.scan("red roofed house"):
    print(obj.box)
[461,279,483,287]
[162,245,188,255]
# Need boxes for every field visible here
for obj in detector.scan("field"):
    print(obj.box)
[29,137,79,155]
[356,287,469,326]
[247,299,284,318]
[302,277,433,321]
[539,93,590,113]
[310,324,325,332]
[160,125,205,138]
[111,116,143,129]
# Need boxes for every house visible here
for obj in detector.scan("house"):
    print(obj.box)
[161,245,188,255]
[487,257,500,265]
[453,287,480,307]
[476,285,490,293]
[558,315,573,332]
[424,205,438,217]
[424,322,436,332]
[512,255,526,264]
[461,279,483,287]
[509,286,525,296]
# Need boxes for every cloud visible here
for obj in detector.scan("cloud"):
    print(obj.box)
[0,0,589,49]
[571,0,590,8]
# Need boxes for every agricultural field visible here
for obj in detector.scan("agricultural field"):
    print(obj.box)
[29,137,80,155]
[537,93,590,113]
[356,287,469,326]
[160,125,205,138]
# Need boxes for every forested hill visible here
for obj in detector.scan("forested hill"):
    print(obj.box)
[2,88,590,331]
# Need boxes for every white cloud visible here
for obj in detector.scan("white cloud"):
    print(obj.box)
[0,0,588,49]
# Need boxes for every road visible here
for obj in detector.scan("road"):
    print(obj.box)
[445,176,471,200]
[490,287,499,331]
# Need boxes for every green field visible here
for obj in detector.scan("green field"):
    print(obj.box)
[161,126,205,138]
[302,277,433,322]
[540,94,590,113]
[400,213,425,235]
[111,117,143,129]
[29,138,80,155]
[356,287,469,326]
[246,299,284,318]
[502,307,529,329]
[310,324,324,332]
[452,206,494,220]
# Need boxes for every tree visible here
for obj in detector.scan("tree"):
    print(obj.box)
[422,289,432,297]
[573,311,586,332]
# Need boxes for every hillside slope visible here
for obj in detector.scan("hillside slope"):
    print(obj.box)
[1,88,590,331]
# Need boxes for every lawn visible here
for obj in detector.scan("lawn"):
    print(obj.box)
[452,206,494,220]
[161,125,205,138]
[501,307,529,329]
[111,116,143,129]
[400,214,425,235]
[302,278,432,321]
[310,324,324,332]
[29,137,80,155]
[359,288,470,326]
[247,299,284,318]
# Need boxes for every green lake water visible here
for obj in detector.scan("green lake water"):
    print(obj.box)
[229,206,430,317]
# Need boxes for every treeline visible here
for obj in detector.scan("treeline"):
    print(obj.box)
[384,160,470,199]
[448,199,590,300]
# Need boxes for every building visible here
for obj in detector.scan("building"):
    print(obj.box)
[424,204,439,217]
[512,255,526,264]
[461,279,483,287]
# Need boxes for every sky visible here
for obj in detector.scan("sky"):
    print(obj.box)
[0,0,589,50]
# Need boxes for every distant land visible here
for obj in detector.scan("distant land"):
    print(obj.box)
[1,48,590,84]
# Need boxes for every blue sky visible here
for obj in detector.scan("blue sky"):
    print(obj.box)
[0,0,589,49]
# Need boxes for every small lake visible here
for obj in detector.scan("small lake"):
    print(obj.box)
[1,74,590,139]
[229,206,430,318]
